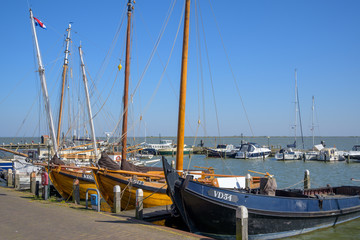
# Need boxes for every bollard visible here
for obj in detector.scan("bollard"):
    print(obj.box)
[7,169,13,187]
[30,172,36,194]
[304,170,310,189]
[42,184,49,200]
[73,179,80,204]
[171,160,175,169]
[135,189,143,220]
[347,154,350,163]
[14,171,20,190]
[35,181,40,197]
[113,185,121,213]
[236,205,248,240]
[41,171,49,200]
[245,174,251,189]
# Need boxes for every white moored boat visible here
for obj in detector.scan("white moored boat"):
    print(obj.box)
[235,143,270,159]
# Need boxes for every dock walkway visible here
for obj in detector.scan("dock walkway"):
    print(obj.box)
[0,186,209,240]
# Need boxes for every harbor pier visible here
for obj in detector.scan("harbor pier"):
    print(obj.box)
[0,185,208,240]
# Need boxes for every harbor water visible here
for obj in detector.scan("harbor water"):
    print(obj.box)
[2,136,360,239]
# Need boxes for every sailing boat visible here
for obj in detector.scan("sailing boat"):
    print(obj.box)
[30,12,100,200]
[45,44,100,200]
[275,69,304,160]
[304,96,323,160]
[163,1,360,239]
[91,0,229,211]
[91,0,172,210]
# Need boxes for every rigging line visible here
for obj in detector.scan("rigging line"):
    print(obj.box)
[68,7,126,90]
[61,110,83,149]
[131,0,177,98]
[14,90,41,138]
[93,4,127,88]
[79,47,118,128]
[207,0,254,137]
[189,0,205,169]
[83,47,118,110]
[138,0,184,121]
[195,0,207,138]
[0,70,35,106]
[137,1,196,136]
[88,71,118,131]
[88,67,118,122]
[112,2,187,143]
[198,1,234,175]
[198,1,221,139]
[315,104,321,136]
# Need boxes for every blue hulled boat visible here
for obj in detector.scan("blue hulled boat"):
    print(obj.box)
[163,158,360,239]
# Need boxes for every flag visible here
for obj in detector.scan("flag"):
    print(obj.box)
[34,17,46,29]
[118,63,122,71]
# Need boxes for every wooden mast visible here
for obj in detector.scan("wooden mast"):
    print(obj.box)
[29,9,58,154]
[175,0,190,172]
[57,24,72,147]
[79,45,99,161]
[121,0,133,161]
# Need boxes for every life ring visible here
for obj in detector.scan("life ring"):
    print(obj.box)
[116,156,121,162]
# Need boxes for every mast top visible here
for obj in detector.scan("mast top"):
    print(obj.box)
[128,0,134,12]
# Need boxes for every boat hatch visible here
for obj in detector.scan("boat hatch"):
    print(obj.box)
[216,177,246,189]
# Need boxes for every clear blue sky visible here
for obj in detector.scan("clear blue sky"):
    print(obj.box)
[0,0,359,138]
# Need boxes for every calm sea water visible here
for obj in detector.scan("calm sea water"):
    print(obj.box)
[2,136,360,238]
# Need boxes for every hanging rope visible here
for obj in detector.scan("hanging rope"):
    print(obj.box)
[207,0,254,137]
[131,0,178,97]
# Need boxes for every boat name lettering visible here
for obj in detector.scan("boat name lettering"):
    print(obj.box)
[128,178,145,185]
[208,189,238,202]
[82,174,94,180]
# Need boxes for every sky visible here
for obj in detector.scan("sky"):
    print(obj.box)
[0,0,359,138]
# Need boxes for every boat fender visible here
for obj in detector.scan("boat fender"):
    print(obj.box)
[41,171,49,186]
[315,194,323,210]
[182,175,193,191]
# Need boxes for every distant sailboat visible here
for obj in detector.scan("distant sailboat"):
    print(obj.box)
[275,69,304,160]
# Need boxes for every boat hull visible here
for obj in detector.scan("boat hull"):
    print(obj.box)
[92,169,172,210]
[181,187,360,239]
[158,149,192,156]
[48,167,97,200]
[0,160,13,172]
[275,152,303,160]
[163,158,360,239]
[235,152,270,159]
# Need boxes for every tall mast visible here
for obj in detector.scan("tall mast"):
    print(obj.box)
[29,9,58,154]
[79,45,98,161]
[294,69,298,144]
[57,24,72,147]
[311,96,315,146]
[121,0,133,161]
[175,0,190,172]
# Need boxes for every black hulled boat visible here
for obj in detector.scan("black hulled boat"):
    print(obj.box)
[163,158,360,239]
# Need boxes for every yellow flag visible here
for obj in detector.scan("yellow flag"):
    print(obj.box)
[118,63,122,71]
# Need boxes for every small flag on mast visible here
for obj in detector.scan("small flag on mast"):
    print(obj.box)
[34,17,47,29]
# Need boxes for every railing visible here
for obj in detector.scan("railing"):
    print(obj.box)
[85,188,101,212]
